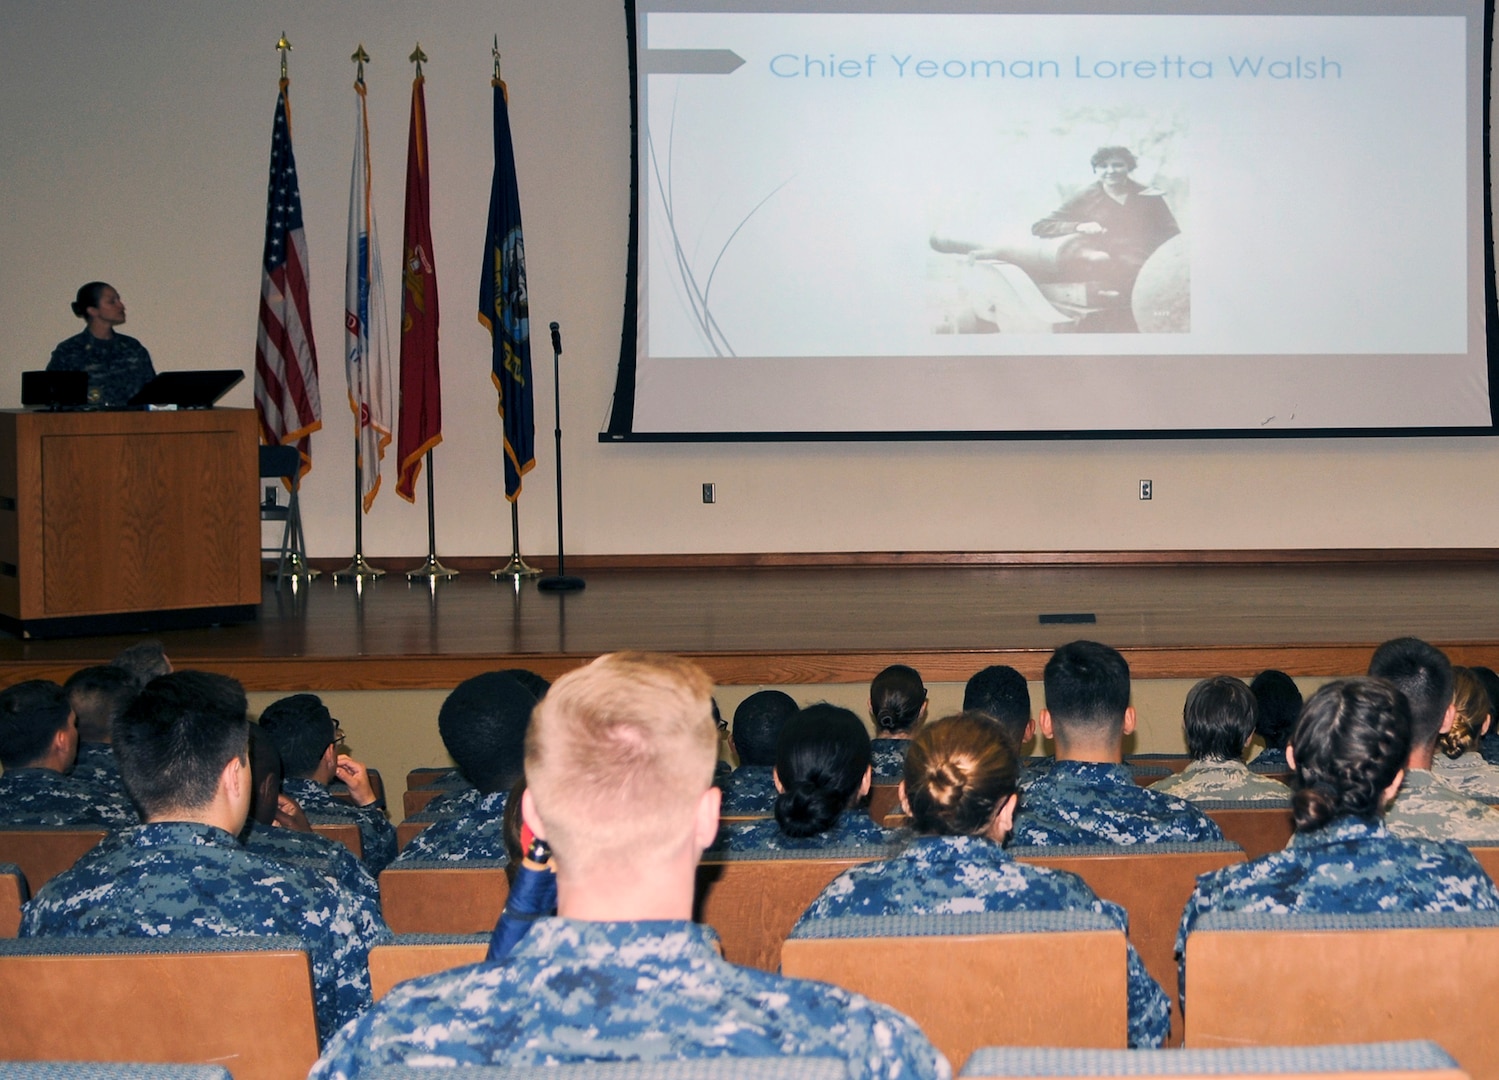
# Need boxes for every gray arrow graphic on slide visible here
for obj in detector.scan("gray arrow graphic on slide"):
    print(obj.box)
[643,48,745,74]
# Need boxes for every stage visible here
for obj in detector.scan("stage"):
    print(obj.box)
[0,551,1494,691]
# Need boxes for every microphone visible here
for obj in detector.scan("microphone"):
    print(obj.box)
[550,321,561,354]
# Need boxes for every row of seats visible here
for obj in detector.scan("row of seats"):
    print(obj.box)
[0,913,1493,1079]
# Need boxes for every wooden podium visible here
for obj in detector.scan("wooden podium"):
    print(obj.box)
[0,408,260,637]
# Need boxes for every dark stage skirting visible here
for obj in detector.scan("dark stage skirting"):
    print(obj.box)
[0,552,1496,691]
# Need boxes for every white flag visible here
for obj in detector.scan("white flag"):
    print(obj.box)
[345,72,394,510]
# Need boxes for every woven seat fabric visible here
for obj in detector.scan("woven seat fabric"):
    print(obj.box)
[960,1040,1458,1077]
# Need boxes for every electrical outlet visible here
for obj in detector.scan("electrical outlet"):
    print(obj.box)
[1139,479,1153,501]
[702,483,715,504]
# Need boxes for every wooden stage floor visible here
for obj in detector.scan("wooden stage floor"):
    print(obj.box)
[0,556,1495,690]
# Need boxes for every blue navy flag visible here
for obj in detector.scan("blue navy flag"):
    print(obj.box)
[478,77,534,501]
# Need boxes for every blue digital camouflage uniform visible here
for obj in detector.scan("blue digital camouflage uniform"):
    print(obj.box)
[718,765,777,815]
[1175,814,1499,1011]
[1012,761,1223,846]
[242,818,381,908]
[1480,731,1499,767]
[1249,746,1289,770]
[309,917,950,1080]
[796,833,1170,1047]
[393,790,509,863]
[20,820,392,1043]
[1383,769,1499,842]
[421,785,482,816]
[1148,760,1290,805]
[871,738,911,781]
[46,330,156,406]
[0,767,136,828]
[282,776,398,874]
[714,809,895,852]
[1430,753,1499,799]
[70,741,130,800]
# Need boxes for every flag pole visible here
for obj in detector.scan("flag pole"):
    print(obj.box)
[491,501,540,579]
[333,430,385,581]
[334,44,384,583]
[407,449,458,579]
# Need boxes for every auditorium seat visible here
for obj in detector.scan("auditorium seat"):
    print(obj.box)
[1183,910,1499,1080]
[1197,800,1294,859]
[1013,841,1246,1046]
[0,828,107,894]
[1126,754,1194,775]
[402,786,444,817]
[368,933,489,999]
[782,910,1130,1070]
[0,1065,236,1080]
[306,818,362,859]
[959,1041,1467,1080]
[0,935,320,1080]
[0,863,25,937]
[694,844,898,971]
[867,783,903,823]
[1466,843,1499,882]
[379,859,510,934]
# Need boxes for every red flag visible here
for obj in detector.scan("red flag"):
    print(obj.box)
[395,72,441,501]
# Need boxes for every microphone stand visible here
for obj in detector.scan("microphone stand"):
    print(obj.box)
[537,320,584,592]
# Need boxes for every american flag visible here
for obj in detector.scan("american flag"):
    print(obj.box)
[255,79,322,468]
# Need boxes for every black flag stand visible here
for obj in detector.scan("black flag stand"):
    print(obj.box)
[537,320,584,593]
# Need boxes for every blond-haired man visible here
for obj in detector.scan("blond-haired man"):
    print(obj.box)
[313,652,949,1080]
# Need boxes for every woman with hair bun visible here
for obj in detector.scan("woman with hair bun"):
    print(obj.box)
[715,704,893,851]
[47,281,156,406]
[1430,667,1499,798]
[869,664,927,780]
[1177,676,1499,1009]
[795,711,1170,1048]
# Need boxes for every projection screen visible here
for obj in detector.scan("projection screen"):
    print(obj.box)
[604,0,1499,440]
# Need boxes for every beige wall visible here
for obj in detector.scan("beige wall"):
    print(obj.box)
[2,1,1497,563]
[252,675,1337,822]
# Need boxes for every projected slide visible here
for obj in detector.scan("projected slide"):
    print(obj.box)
[618,1,1493,436]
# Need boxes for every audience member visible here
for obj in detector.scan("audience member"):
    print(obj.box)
[421,667,550,814]
[61,664,137,799]
[241,724,380,907]
[1471,665,1499,765]
[715,703,894,851]
[797,710,1169,1047]
[1011,641,1223,845]
[1247,669,1301,770]
[0,679,134,828]
[21,671,390,1043]
[310,652,948,1080]
[1429,667,1499,798]
[486,777,558,961]
[1149,676,1289,804]
[869,664,927,779]
[395,672,536,863]
[111,640,172,688]
[1176,676,1499,1012]
[962,664,1047,779]
[717,689,798,815]
[1371,638,1499,842]
[259,693,398,873]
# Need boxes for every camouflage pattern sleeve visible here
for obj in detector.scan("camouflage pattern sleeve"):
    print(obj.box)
[394,792,509,863]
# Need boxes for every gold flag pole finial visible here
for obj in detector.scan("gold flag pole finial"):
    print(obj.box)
[492,35,503,84]
[352,44,370,85]
[410,43,427,77]
[276,32,293,81]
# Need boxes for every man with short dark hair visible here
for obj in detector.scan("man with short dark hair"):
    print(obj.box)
[394,672,536,863]
[963,665,1050,786]
[1149,676,1289,804]
[0,679,134,827]
[62,664,138,799]
[21,671,390,1042]
[1373,637,1499,842]
[242,724,380,906]
[716,690,798,815]
[1012,641,1223,846]
[312,652,948,1080]
[258,693,397,874]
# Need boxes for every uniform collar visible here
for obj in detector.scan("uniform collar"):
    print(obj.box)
[130,820,243,848]
[1287,815,1387,849]
[516,917,723,960]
